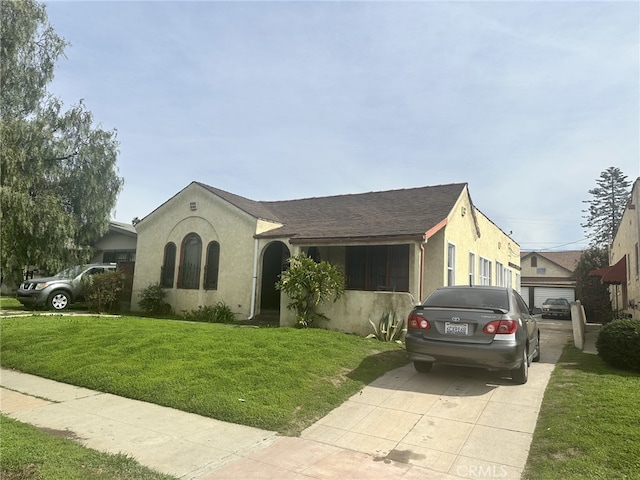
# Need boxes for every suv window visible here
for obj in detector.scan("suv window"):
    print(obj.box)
[86,267,106,276]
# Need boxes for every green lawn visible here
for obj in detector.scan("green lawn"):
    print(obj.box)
[4,312,639,480]
[523,344,640,479]
[0,416,173,480]
[0,295,23,312]
[0,314,408,435]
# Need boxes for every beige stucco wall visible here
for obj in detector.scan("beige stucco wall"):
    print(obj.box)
[315,291,418,336]
[132,183,260,316]
[520,255,571,278]
[609,178,640,319]
[422,188,520,300]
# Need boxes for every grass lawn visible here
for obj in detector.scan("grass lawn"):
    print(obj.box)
[0,314,408,435]
[0,295,24,312]
[523,343,640,479]
[0,415,173,480]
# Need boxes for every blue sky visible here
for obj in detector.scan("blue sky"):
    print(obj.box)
[44,1,639,251]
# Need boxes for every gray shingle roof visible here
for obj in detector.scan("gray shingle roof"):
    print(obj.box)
[197,182,467,243]
[521,250,582,273]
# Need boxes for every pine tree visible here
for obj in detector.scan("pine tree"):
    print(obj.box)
[581,167,631,247]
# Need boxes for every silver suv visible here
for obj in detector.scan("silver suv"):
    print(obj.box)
[17,263,117,311]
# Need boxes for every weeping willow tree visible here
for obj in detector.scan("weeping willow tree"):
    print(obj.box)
[1,0,123,287]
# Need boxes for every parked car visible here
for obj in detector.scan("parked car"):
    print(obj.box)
[541,298,571,320]
[405,286,540,384]
[17,263,117,311]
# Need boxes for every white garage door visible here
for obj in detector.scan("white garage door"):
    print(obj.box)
[521,287,530,306]
[534,287,575,308]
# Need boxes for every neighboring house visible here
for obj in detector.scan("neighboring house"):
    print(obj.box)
[131,181,520,335]
[91,220,138,309]
[520,250,581,308]
[594,177,640,319]
[90,221,137,264]
[0,221,138,295]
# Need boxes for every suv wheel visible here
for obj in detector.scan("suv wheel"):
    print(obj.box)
[48,291,70,310]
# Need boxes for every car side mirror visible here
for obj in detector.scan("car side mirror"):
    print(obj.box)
[530,307,542,315]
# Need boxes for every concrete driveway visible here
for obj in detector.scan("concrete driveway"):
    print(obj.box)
[209,318,572,479]
[1,319,572,480]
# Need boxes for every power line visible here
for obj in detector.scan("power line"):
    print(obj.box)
[520,238,590,251]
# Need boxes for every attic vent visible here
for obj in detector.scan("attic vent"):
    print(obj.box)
[189,202,197,211]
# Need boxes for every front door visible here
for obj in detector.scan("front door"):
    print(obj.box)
[260,242,290,313]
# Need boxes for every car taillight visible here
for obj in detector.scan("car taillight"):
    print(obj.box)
[408,314,430,330]
[483,319,517,334]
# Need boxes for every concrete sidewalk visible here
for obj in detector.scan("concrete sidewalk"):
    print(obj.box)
[0,319,572,480]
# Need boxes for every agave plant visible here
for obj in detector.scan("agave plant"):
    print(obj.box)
[367,311,407,343]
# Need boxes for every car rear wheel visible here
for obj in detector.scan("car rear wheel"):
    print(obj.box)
[511,348,529,384]
[413,361,433,373]
[48,291,70,310]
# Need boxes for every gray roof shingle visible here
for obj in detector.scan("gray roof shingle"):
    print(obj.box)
[197,181,467,243]
[521,250,582,273]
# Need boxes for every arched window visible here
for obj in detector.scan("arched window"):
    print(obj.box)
[161,243,176,287]
[178,233,202,289]
[204,241,220,290]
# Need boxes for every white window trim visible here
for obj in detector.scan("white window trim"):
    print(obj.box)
[496,261,504,287]
[469,251,476,286]
[447,242,456,286]
[479,256,492,286]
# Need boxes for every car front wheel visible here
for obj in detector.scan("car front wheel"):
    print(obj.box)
[511,348,529,384]
[48,291,70,310]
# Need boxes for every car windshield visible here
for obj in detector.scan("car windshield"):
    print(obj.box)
[54,265,83,279]
[424,288,509,311]
[545,299,567,305]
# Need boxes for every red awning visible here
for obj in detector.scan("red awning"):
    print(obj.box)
[589,255,627,285]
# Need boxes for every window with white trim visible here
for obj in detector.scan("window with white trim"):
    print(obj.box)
[479,257,492,285]
[469,252,476,286]
[496,261,504,286]
[447,243,456,286]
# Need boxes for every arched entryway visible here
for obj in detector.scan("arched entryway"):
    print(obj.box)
[259,242,290,320]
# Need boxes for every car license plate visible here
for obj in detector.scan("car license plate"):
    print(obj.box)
[445,322,468,335]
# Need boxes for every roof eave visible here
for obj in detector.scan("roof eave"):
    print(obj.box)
[286,234,427,245]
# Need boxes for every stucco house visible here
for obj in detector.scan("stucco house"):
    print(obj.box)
[131,181,520,335]
[594,177,640,319]
[520,250,582,309]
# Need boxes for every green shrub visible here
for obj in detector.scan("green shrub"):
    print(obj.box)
[596,319,640,372]
[367,311,406,343]
[275,252,345,328]
[138,284,169,314]
[83,270,127,313]
[183,302,236,324]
